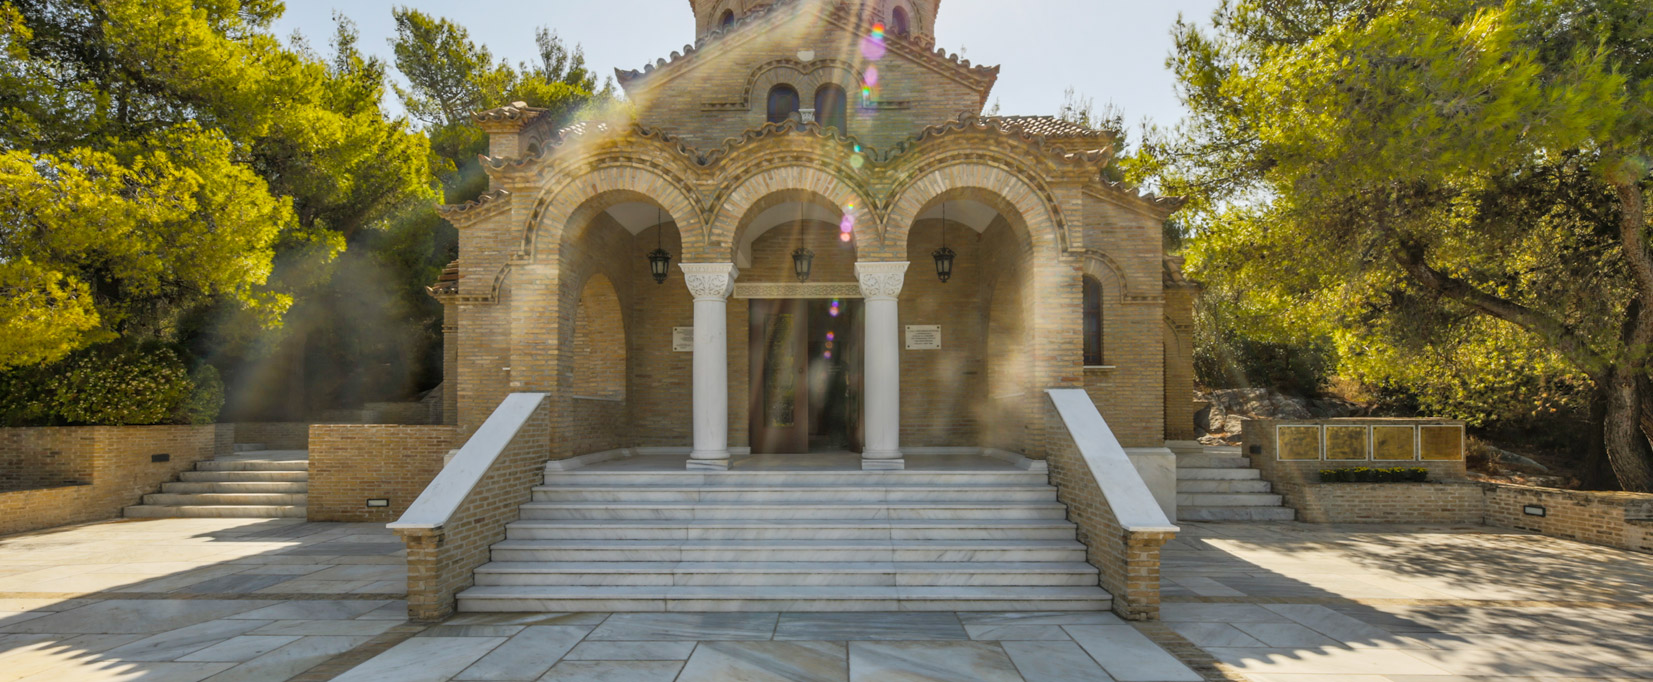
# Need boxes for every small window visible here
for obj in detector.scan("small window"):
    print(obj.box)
[719,9,735,28]
[767,84,800,124]
[890,6,911,36]
[814,84,848,132]
[1083,276,1104,366]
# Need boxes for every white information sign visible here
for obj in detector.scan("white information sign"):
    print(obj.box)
[905,325,942,350]
[672,327,694,352]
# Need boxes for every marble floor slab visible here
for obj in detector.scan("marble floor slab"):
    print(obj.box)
[538,660,685,681]
[676,640,848,682]
[331,635,507,682]
[775,612,968,641]
[847,640,1024,682]
[454,625,589,680]
[587,612,779,641]
[999,639,1114,682]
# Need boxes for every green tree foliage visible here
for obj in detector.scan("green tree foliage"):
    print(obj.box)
[0,342,222,426]
[0,0,435,379]
[1165,0,1653,489]
[391,9,600,201]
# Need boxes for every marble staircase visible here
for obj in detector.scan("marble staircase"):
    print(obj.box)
[123,445,308,519]
[455,455,1115,612]
[1175,447,1295,522]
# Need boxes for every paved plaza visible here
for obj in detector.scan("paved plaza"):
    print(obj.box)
[0,517,1649,681]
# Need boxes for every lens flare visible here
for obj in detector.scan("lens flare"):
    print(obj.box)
[829,300,841,317]
[861,23,887,60]
[827,331,836,341]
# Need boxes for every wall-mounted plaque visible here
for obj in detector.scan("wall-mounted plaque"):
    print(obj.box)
[1373,426,1417,461]
[1325,426,1370,461]
[1419,424,1464,461]
[672,327,694,352]
[1277,425,1321,461]
[905,325,941,350]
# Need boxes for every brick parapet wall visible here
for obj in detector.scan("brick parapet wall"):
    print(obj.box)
[232,422,312,449]
[307,425,458,522]
[0,425,218,536]
[1294,482,1485,524]
[1042,398,1170,621]
[1485,484,1652,553]
[394,395,551,622]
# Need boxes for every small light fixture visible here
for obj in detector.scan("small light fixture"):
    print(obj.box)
[932,202,956,283]
[647,207,672,285]
[366,498,389,508]
[792,247,815,282]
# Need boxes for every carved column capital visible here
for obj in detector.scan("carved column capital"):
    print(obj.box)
[680,262,739,301]
[855,261,910,301]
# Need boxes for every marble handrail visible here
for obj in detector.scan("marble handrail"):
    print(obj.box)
[389,392,548,531]
[1046,388,1179,533]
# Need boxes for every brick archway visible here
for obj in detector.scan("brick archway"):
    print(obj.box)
[711,164,878,260]
[526,163,705,263]
[883,161,1064,257]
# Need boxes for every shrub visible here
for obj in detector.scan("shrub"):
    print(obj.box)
[1318,467,1429,483]
[0,343,222,426]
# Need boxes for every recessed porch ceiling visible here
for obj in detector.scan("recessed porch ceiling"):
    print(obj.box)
[915,199,999,233]
[603,201,669,234]
[734,201,845,268]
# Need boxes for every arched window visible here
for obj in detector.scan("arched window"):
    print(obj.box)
[719,9,735,28]
[890,6,911,36]
[1083,276,1104,366]
[814,84,848,132]
[767,84,800,124]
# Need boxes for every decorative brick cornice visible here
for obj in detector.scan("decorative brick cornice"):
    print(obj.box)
[436,189,511,227]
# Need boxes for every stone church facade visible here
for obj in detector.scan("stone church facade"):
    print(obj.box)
[430,0,1197,471]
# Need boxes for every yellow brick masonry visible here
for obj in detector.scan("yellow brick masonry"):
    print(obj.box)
[307,425,459,523]
[0,425,221,536]
[1041,400,1172,621]
[394,397,551,622]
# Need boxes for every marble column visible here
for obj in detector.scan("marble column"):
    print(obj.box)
[856,261,909,470]
[680,263,739,471]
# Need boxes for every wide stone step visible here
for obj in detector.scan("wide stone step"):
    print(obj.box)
[530,485,1057,503]
[1176,467,1261,481]
[517,502,1068,521]
[141,492,307,506]
[1177,492,1283,507]
[543,471,1051,487]
[232,443,268,452]
[162,481,308,494]
[455,584,1113,612]
[1177,455,1252,469]
[488,539,1088,563]
[179,470,308,483]
[195,459,309,472]
[1178,506,1297,522]
[123,504,307,519]
[1175,480,1271,494]
[473,561,1102,587]
[504,519,1078,541]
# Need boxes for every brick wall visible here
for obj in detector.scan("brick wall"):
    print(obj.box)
[307,425,458,522]
[395,394,550,621]
[1242,418,1470,514]
[1041,396,1171,621]
[0,425,218,536]
[1293,482,1485,524]
[1485,485,1652,553]
[232,422,312,449]
[571,275,627,401]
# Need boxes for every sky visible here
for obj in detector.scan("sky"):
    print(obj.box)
[271,0,1223,135]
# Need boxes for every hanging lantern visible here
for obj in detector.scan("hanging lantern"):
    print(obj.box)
[792,247,815,282]
[933,202,956,283]
[647,208,672,284]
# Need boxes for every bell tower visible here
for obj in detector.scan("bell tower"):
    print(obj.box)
[691,0,940,43]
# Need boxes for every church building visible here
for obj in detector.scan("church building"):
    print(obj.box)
[403,0,1196,618]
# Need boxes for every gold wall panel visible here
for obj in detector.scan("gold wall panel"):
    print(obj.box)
[1325,426,1370,461]
[1419,425,1464,461]
[1277,426,1322,461]
[1372,426,1417,461]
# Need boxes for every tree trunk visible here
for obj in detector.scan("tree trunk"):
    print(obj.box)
[1603,365,1653,492]
[1606,179,1653,493]
[1581,381,1615,489]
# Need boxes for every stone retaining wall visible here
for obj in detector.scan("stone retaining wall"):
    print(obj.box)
[1485,484,1652,553]
[1293,482,1486,524]
[0,425,219,536]
[307,425,458,522]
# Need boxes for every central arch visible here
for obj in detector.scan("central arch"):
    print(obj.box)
[711,165,878,260]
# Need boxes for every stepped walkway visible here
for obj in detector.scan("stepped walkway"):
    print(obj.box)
[124,445,309,519]
[1176,446,1294,522]
[457,452,1116,613]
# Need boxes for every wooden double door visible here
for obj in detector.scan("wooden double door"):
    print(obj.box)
[748,299,864,454]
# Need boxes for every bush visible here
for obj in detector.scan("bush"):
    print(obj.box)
[0,343,222,426]
[1319,467,1428,483]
